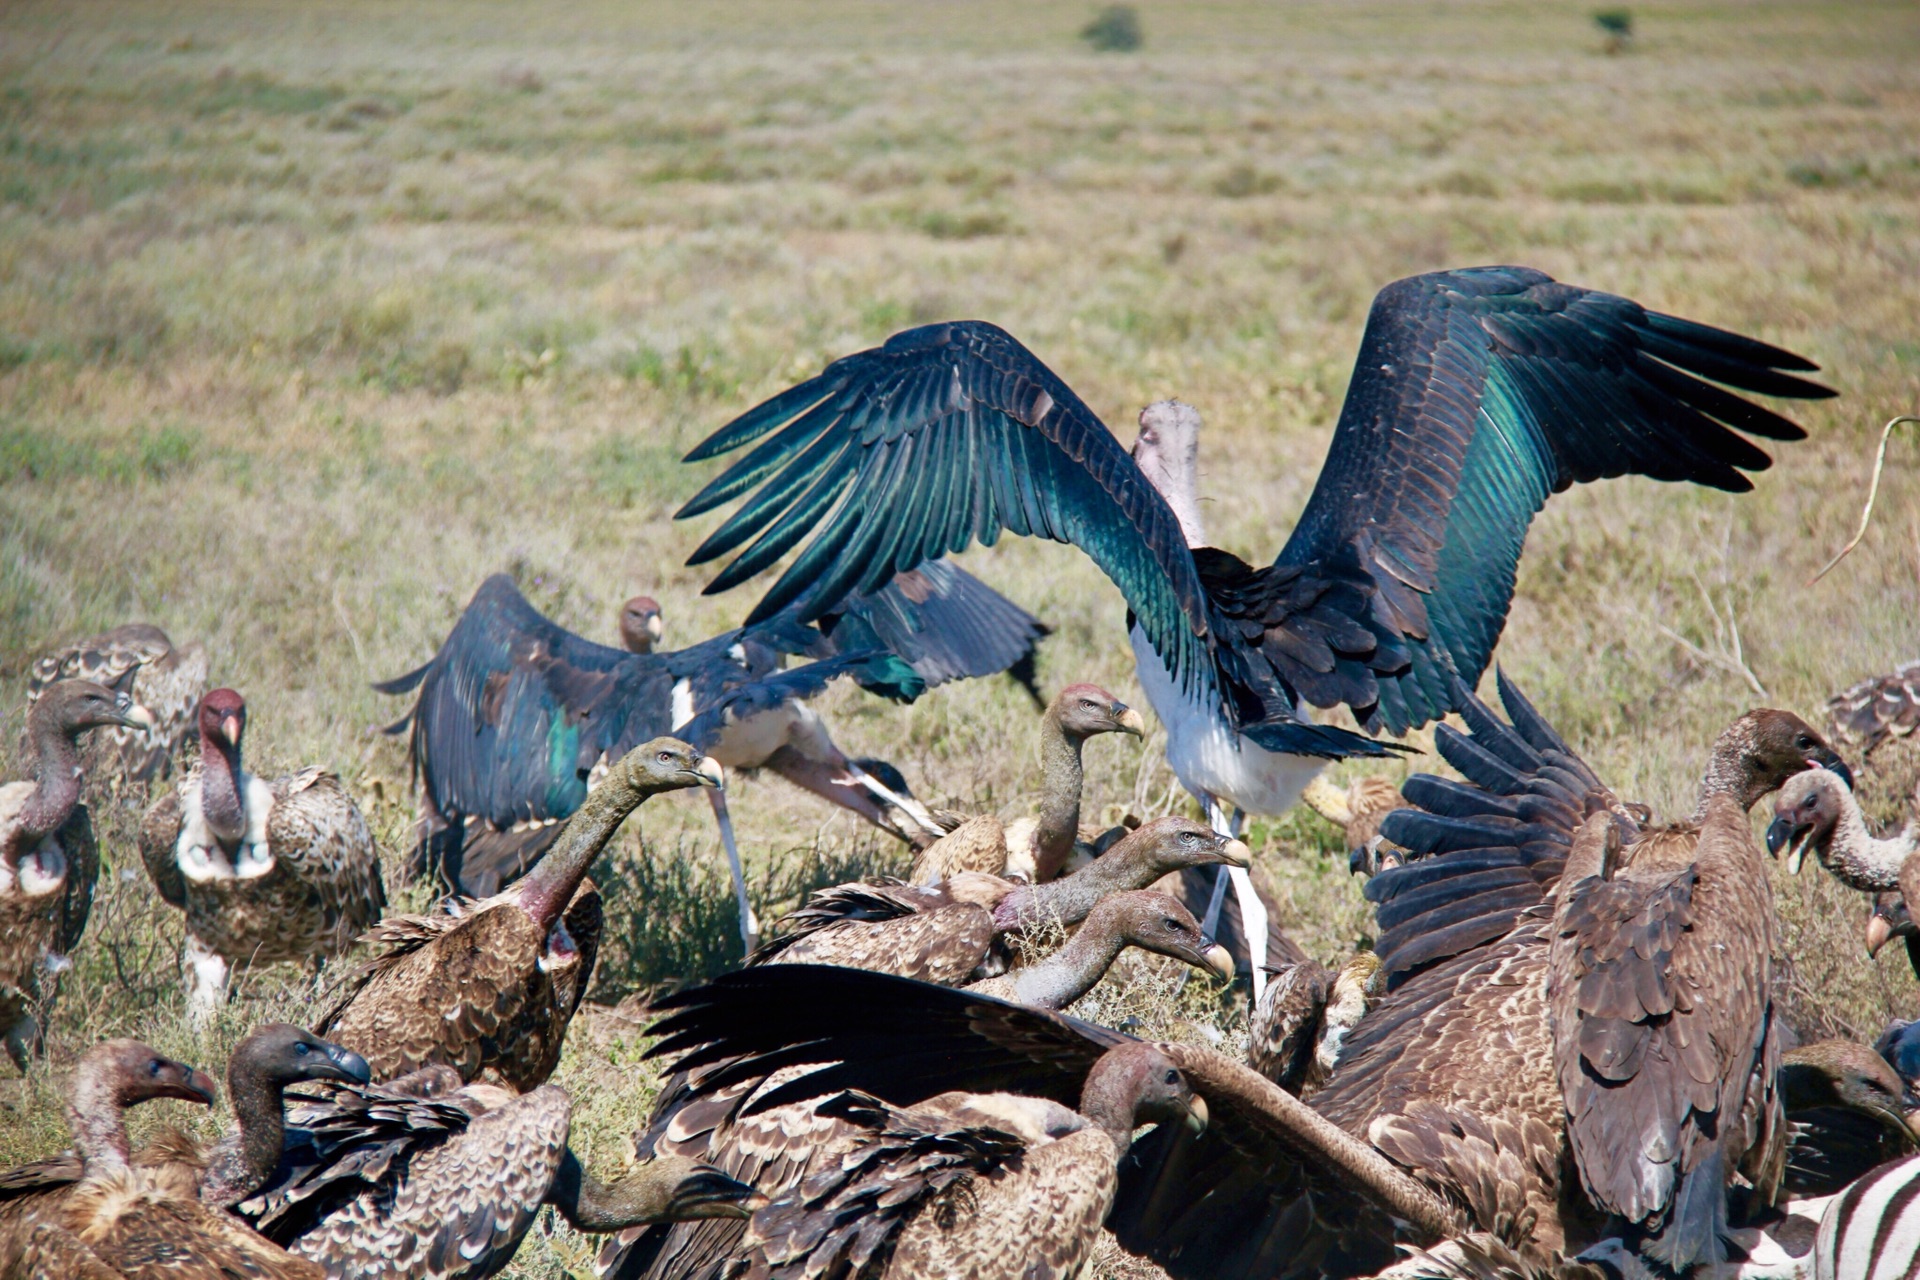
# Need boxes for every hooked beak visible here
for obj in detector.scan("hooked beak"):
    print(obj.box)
[220,714,243,747]
[160,1066,220,1107]
[1183,1094,1210,1137]
[1868,911,1895,958]
[1115,706,1146,738]
[693,757,725,789]
[324,1043,373,1085]
[1765,816,1794,859]
[114,695,158,731]
[1202,943,1236,984]
[1218,839,1253,869]
[1822,756,1857,791]
[645,615,664,644]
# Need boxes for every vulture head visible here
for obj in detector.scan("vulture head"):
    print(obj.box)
[595,1154,766,1225]
[1781,1039,1920,1140]
[198,687,248,760]
[1084,890,1235,983]
[1704,709,1852,809]
[1766,766,1852,872]
[75,1038,218,1115]
[1130,400,1206,548]
[230,1022,371,1091]
[1050,683,1147,742]
[620,596,664,655]
[1876,1020,1920,1094]
[9,679,154,874]
[31,678,156,744]
[1868,891,1918,961]
[1079,1043,1207,1154]
[1106,815,1252,877]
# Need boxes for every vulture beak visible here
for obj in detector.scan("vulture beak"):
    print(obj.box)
[220,714,243,747]
[113,694,158,731]
[1219,838,1254,868]
[1764,816,1794,859]
[157,1066,220,1107]
[1114,705,1147,738]
[645,614,664,644]
[693,757,726,789]
[1868,911,1895,959]
[323,1043,373,1084]
[1183,1094,1210,1137]
[669,1166,768,1220]
[1824,757,1857,791]
[1202,944,1236,983]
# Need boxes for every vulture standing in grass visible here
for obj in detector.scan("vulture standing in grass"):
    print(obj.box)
[378,569,1044,948]
[669,265,1835,997]
[2,680,153,1068]
[1766,766,1920,976]
[319,737,721,1090]
[138,689,386,1021]
[749,815,1259,982]
[237,1066,762,1280]
[0,1037,322,1280]
[908,682,1144,884]
[27,623,207,785]
[627,677,1851,1278]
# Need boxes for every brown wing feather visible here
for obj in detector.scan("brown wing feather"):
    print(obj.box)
[1829,660,1920,753]
[763,904,997,985]
[263,768,387,949]
[1248,960,1334,1094]
[8,1218,123,1279]
[282,1085,568,1280]
[319,904,545,1086]
[63,1171,322,1279]
[53,804,98,958]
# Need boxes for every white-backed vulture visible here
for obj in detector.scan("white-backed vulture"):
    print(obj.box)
[27,623,206,785]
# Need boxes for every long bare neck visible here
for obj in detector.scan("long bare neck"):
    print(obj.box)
[1030,714,1086,881]
[1003,851,1143,930]
[1006,918,1127,1011]
[199,734,248,847]
[1821,800,1919,891]
[67,1077,131,1178]
[199,1066,284,1206]
[1693,721,1771,820]
[1135,446,1205,548]
[1077,1063,1143,1156]
[16,715,83,846]
[516,761,656,930]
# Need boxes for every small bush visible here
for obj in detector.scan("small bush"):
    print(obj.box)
[1593,8,1632,53]
[1081,5,1143,53]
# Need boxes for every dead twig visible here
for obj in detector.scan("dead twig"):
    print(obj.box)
[1808,415,1920,585]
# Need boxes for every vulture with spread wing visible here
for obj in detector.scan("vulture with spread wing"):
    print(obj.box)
[379,568,1044,948]
[670,266,1834,994]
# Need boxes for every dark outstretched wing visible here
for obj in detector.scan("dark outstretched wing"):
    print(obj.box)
[376,574,672,853]
[823,559,1050,705]
[672,649,925,753]
[1371,671,1629,988]
[1278,266,1833,732]
[675,322,1221,712]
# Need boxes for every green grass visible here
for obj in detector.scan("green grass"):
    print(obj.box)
[2,0,1919,1274]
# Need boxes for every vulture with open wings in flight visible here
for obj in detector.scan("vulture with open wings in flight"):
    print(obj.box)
[379,567,1045,948]
[669,266,1834,994]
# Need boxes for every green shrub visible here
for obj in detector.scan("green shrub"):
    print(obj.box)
[1081,5,1143,52]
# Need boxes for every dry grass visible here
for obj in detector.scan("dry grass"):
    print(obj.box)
[2,0,1918,1274]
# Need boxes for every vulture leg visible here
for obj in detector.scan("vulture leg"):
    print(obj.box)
[1195,797,1267,1005]
[842,761,947,840]
[763,744,925,845]
[707,787,760,954]
[183,932,230,1027]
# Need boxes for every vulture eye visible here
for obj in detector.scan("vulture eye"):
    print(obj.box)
[1163,917,1181,930]
[294,1042,310,1056]
[148,1059,164,1077]
[1180,832,1198,847]
[1080,699,1098,710]
[1163,1069,1179,1085]
[1804,794,1820,810]
[1796,734,1814,749]
[657,750,675,764]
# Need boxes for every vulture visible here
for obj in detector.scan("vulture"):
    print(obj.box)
[1776,1039,1919,1197]
[907,682,1144,884]
[956,889,1236,1005]
[1766,766,1920,975]
[318,737,721,1090]
[626,676,1852,1279]
[730,1045,1204,1280]
[378,569,1044,947]
[1247,950,1383,1097]
[0,1025,369,1228]
[1827,658,1920,755]
[749,815,1257,982]
[138,689,386,1020]
[235,1067,762,1280]
[27,622,206,785]
[1300,774,1410,874]
[668,266,1835,993]
[2,680,153,1067]
[0,1037,318,1280]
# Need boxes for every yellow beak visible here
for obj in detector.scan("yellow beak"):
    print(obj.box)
[1203,944,1236,983]
[1220,839,1253,868]
[695,757,726,788]
[1184,1094,1210,1136]
[1867,911,1894,959]
[1115,706,1147,738]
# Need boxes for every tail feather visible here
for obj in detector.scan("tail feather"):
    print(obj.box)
[372,660,433,697]
[1642,1146,1728,1273]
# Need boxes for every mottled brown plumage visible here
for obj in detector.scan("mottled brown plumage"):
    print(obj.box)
[1546,711,1848,1272]
[735,1045,1202,1280]
[753,818,1250,984]
[138,690,385,1020]
[319,739,721,1088]
[27,623,207,786]
[1301,774,1411,873]
[1829,659,1920,754]
[238,1077,758,1280]
[1248,951,1382,1096]
[2,681,151,1067]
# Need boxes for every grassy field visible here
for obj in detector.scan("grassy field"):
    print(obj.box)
[2,0,1919,1272]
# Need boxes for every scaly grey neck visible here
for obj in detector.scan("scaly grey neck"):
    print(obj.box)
[199,1064,285,1207]
[998,847,1156,931]
[1134,431,1206,548]
[67,1074,132,1179]
[1005,913,1129,1011]
[1030,713,1086,882]
[1077,1059,1145,1157]
[1693,717,1765,820]
[1818,796,1918,892]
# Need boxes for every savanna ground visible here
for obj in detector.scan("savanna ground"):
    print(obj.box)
[2,0,1919,1273]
